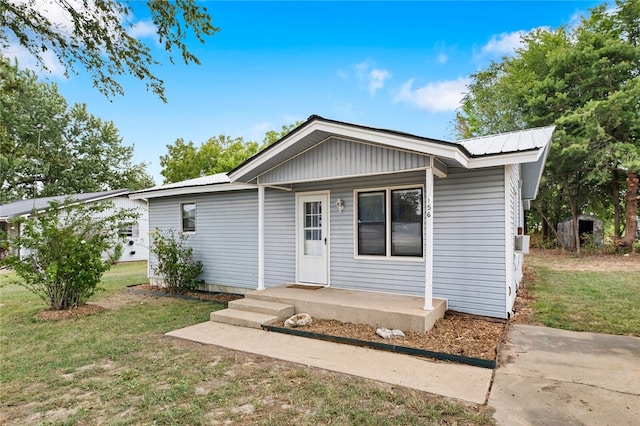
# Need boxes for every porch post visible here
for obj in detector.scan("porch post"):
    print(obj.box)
[424,167,434,310]
[257,185,265,290]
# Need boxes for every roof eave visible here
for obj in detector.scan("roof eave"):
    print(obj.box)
[128,183,256,199]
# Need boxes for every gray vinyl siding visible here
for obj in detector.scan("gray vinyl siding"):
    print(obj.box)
[508,164,524,311]
[433,167,507,318]
[263,189,296,287]
[259,137,431,185]
[147,190,259,289]
[295,171,428,296]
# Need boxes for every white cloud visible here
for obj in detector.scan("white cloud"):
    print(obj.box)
[394,77,470,113]
[3,41,66,78]
[348,61,391,96]
[368,69,391,96]
[437,53,448,64]
[128,20,157,39]
[481,30,527,56]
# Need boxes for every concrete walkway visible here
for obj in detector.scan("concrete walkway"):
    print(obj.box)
[489,324,640,425]
[166,321,492,404]
[167,321,640,425]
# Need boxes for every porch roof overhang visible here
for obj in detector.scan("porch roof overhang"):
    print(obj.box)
[229,116,555,195]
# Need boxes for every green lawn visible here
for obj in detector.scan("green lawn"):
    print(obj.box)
[0,262,493,425]
[525,251,640,336]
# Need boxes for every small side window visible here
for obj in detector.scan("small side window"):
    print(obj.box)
[181,203,196,233]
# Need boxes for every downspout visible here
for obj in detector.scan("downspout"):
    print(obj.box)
[424,167,434,310]
[257,185,265,290]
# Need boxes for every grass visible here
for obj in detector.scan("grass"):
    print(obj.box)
[0,262,494,425]
[525,251,640,336]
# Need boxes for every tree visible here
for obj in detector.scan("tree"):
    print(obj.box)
[455,0,640,252]
[160,121,303,184]
[160,135,259,183]
[0,0,218,102]
[1,200,137,310]
[0,58,154,203]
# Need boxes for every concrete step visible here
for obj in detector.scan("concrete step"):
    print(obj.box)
[228,298,295,318]
[210,309,280,329]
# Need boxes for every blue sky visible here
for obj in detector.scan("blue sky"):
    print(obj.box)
[7,1,605,184]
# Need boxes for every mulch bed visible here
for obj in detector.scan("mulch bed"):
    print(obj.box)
[128,284,243,304]
[36,304,105,321]
[280,312,507,361]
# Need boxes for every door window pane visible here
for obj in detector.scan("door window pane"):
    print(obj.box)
[303,201,322,256]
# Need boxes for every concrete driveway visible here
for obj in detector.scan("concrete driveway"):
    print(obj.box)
[489,324,640,425]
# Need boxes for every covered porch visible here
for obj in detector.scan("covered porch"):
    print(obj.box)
[210,285,447,333]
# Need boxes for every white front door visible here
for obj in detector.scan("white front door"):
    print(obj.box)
[297,192,329,285]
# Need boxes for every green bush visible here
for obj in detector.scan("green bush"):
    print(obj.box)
[150,228,203,294]
[1,200,137,310]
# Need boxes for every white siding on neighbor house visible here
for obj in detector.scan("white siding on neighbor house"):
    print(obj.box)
[433,167,507,318]
[147,190,259,289]
[112,196,149,263]
[258,137,432,185]
[294,171,428,296]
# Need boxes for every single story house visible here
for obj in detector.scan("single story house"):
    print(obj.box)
[0,189,149,262]
[131,116,554,319]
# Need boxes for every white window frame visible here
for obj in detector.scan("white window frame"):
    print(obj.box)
[180,202,197,234]
[353,185,424,261]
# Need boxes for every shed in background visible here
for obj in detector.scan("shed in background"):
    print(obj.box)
[557,215,604,249]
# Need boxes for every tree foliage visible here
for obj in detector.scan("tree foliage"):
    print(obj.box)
[0,58,154,203]
[455,0,640,251]
[1,200,138,310]
[159,121,302,184]
[0,0,218,102]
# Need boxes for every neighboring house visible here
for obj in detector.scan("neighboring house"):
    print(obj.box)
[131,115,554,319]
[0,189,149,262]
[557,215,604,249]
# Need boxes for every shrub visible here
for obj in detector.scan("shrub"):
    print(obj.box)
[150,228,203,294]
[1,200,138,310]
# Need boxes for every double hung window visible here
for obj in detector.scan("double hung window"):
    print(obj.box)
[181,203,196,233]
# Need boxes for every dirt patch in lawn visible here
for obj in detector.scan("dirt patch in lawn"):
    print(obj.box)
[528,249,640,272]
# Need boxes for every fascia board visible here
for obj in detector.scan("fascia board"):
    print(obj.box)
[466,150,542,169]
[128,184,256,200]
[317,121,466,163]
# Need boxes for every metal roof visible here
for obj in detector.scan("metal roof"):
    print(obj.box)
[458,126,556,156]
[128,173,256,199]
[0,189,130,220]
[138,173,230,192]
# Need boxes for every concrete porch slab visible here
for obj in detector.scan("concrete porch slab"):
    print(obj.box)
[167,321,492,404]
[245,285,447,333]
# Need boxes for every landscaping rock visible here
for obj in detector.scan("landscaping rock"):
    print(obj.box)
[376,327,405,339]
[391,329,405,339]
[284,313,312,328]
